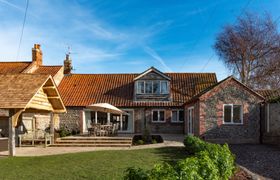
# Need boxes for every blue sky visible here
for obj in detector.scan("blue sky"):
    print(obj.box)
[0,0,279,80]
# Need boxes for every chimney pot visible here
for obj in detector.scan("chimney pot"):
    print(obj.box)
[64,53,73,75]
[32,44,43,66]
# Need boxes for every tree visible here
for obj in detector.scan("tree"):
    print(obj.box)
[214,12,280,89]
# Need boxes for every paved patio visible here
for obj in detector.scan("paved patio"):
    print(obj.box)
[0,134,185,157]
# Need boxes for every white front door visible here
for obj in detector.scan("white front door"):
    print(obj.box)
[188,107,194,135]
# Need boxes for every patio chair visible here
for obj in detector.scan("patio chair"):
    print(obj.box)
[112,123,118,136]
[95,124,107,136]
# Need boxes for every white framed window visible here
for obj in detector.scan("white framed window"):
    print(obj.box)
[223,104,243,124]
[145,81,153,94]
[153,81,160,94]
[137,81,145,94]
[171,110,184,123]
[160,81,169,94]
[136,80,169,94]
[152,110,165,122]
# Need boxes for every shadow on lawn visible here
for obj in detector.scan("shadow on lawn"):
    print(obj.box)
[153,147,189,165]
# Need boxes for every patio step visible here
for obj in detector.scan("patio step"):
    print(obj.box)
[52,136,133,147]
[50,143,131,147]
[55,139,132,144]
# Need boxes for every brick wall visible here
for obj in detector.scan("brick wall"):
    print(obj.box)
[198,79,262,144]
[144,108,184,134]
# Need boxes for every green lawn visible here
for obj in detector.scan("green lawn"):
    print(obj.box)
[0,147,187,180]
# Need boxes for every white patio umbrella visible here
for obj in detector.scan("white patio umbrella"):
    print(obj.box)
[86,103,127,115]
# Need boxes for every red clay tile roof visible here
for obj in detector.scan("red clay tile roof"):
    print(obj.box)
[58,73,217,107]
[0,62,31,74]
[256,89,280,102]
[34,66,63,77]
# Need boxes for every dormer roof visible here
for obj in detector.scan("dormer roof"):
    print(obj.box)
[133,67,171,81]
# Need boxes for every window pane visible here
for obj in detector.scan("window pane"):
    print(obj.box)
[145,81,153,94]
[159,111,165,121]
[153,81,160,94]
[233,105,242,123]
[172,111,178,122]
[137,81,144,94]
[224,105,232,123]
[152,111,158,121]
[179,110,184,121]
[161,81,168,94]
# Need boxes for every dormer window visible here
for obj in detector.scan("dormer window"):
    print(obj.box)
[136,80,169,94]
[134,67,171,101]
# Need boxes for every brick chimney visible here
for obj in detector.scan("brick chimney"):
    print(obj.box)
[32,44,42,65]
[64,53,73,74]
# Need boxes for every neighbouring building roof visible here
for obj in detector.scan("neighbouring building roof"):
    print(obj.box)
[58,73,217,107]
[0,62,32,74]
[0,74,66,112]
[33,65,63,77]
[256,89,280,102]
[189,76,265,103]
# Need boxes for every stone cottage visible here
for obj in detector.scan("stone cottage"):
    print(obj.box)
[0,44,269,144]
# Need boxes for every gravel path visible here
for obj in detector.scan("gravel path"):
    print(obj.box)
[230,144,280,180]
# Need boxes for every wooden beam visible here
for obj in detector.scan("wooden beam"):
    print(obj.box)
[43,86,55,89]
[9,109,24,156]
[47,96,60,99]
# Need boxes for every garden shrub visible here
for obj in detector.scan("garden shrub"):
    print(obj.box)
[58,126,71,137]
[184,136,235,180]
[183,135,207,154]
[124,136,235,180]
[149,163,178,180]
[151,139,157,144]
[124,167,148,180]
[137,140,145,145]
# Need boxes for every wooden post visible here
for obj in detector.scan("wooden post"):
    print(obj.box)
[120,115,123,131]
[8,110,15,157]
[8,109,23,156]
[50,112,54,145]
[95,111,98,124]
[107,112,110,124]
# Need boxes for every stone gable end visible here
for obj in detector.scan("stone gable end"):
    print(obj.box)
[198,78,263,144]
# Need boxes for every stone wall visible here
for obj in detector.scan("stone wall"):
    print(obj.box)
[59,107,83,132]
[199,79,262,144]
[263,103,280,144]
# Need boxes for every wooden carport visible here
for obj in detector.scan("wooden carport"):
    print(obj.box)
[0,74,66,156]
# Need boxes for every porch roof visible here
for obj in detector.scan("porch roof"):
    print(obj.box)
[0,74,66,113]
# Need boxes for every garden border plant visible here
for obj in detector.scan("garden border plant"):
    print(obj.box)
[124,135,236,180]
